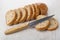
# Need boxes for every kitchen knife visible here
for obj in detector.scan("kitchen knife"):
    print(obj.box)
[5,15,54,35]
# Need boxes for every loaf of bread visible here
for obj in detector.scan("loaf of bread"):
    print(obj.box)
[6,3,48,25]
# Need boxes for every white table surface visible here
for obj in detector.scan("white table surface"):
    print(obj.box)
[0,0,60,40]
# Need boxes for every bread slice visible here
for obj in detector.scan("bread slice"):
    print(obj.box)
[35,15,50,30]
[34,4,40,18]
[47,18,58,31]
[6,10,16,25]
[38,3,48,15]
[19,8,27,23]
[13,9,22,24]
[30,4,36,20]
[36,3,41,15]
[24,5,32,21]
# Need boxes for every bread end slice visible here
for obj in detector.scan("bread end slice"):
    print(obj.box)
[6,10,16,25]
[38,3,48,15]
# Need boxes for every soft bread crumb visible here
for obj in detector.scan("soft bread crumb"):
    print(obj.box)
[47,18,58,31]
[35,15,50,30]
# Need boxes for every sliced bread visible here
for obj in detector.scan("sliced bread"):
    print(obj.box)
[38,3,48,15]
[34,4,40,18]
[19,8,27,23]
[47,18,58,31]
[13,9,22,24]
[35,15,50,30]
[30,4,36,20]
[6,10,16,25]
[24,5,32,21]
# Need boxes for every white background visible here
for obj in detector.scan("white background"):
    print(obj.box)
[0,0,60,40]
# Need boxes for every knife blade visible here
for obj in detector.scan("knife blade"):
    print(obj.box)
[5,15,54,35]
[29,15,54,27]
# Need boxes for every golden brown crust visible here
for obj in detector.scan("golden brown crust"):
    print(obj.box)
[35,15,50,31]
[47,18,58,31]
[19,8,27,22]
[6,10,17,25]
[24,5,32,21]
[38,3,48,15]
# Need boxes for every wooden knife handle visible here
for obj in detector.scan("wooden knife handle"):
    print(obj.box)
[5,23,29,35]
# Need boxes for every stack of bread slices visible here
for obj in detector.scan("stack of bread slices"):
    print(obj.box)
[6,3,48,25]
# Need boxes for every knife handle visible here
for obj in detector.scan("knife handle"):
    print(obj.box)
[5,23,29,35]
